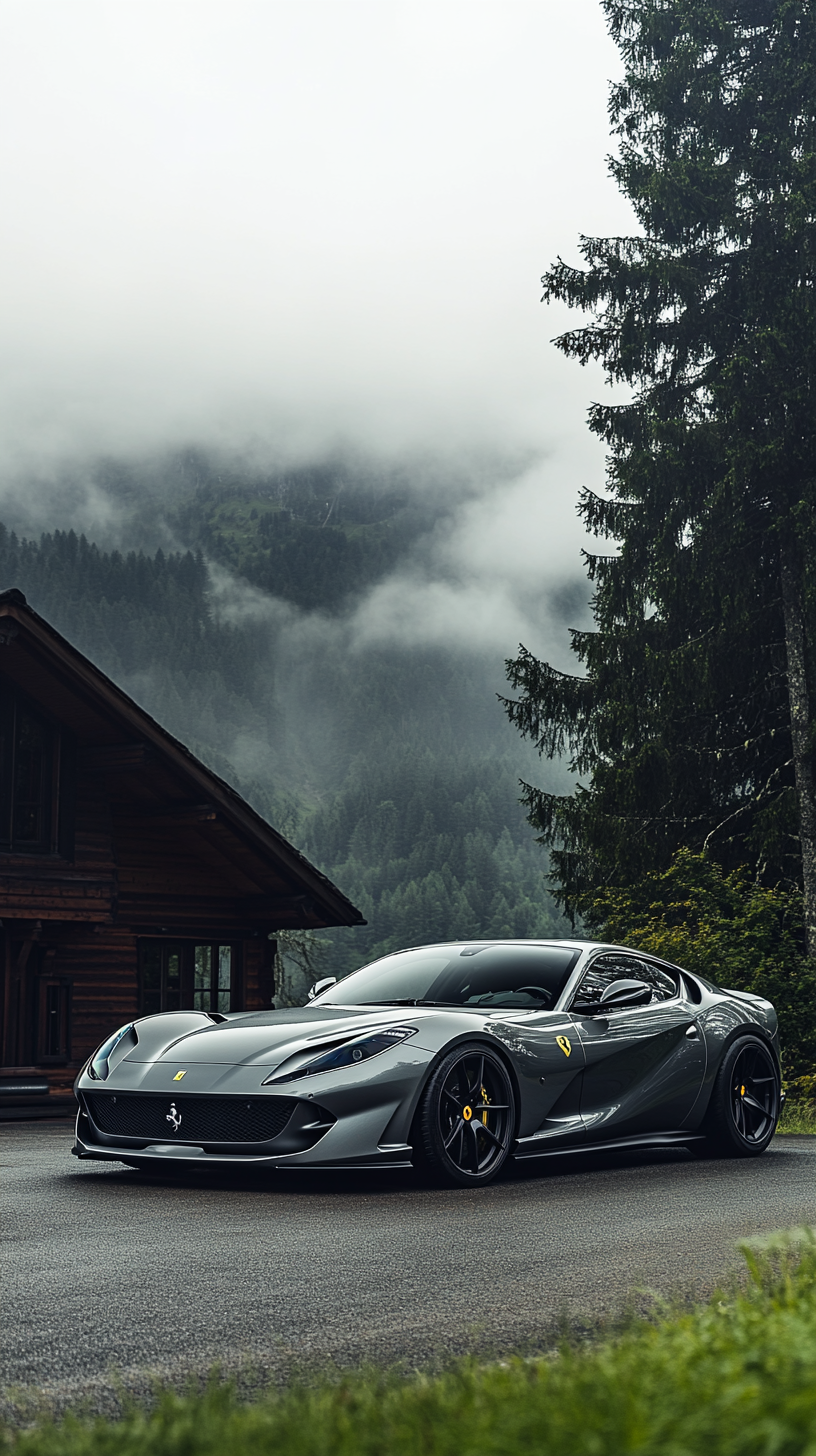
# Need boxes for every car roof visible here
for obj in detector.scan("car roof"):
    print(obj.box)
[382,939,605,955]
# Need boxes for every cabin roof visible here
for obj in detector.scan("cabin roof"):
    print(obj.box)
[0,587,365,930]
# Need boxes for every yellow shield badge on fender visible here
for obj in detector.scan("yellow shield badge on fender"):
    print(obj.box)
[173,1070,187,1081]
[556,1036,572,1058]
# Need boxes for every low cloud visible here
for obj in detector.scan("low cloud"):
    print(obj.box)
[203,454,594,687]
[349,458,594,668]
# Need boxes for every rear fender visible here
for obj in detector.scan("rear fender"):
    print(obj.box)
[684,1016,781,1130]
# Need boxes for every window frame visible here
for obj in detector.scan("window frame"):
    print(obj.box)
[138,940,243,1015]
[192,942,235,1016]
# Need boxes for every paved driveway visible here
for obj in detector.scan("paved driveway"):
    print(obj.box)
[2,1123,814,1415]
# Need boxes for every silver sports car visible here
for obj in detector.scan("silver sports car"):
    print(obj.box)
[73,939,782,1186]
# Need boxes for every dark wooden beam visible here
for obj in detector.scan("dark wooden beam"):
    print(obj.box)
[80,743,152,772]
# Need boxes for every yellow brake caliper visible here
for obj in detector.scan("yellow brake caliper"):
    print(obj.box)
[480,1085,490,1126]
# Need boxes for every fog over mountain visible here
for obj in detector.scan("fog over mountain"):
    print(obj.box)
[0,0,635,664]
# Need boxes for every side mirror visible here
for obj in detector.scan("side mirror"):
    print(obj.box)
[572,979,652,1015]
[307,977,337,1002]
[599,978,652,1008]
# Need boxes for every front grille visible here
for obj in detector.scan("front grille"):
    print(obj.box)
[85,1092,297,1144]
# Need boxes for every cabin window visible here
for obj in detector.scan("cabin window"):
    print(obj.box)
[37,977,72,1063]
[140,942,182,1015]
[0,682,73,856]
[0,693,53,853]
[139,941,239,1014]
[193,944,233,1014]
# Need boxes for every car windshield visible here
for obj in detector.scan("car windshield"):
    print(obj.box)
[316,943,581,1011]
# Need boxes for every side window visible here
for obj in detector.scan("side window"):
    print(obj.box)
[571,955,629,1008]
[638,960,679,1002]
[571,953,676,1009]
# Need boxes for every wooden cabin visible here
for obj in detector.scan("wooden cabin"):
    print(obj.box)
[0,587,364,1118]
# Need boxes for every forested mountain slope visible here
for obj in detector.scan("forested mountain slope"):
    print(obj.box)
[0,469,569,979]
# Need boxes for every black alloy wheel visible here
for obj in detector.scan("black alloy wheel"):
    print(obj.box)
[415,1042,515,1187]
[704,1034,780,1157]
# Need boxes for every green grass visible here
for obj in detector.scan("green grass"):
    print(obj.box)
[3,1233,815,1456]
[778,1099,816,1134]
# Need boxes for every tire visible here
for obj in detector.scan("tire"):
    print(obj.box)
[702,1034,780,1157]
[414,1042,515,1187]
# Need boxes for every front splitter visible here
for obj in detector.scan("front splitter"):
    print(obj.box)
[72,1135,413,1170]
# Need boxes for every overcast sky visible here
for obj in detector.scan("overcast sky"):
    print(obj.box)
[0,1,634,662]
[0,1,632,466]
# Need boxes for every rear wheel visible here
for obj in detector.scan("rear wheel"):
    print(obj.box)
[415,1043,515,1187]
[703,1035,780,1157]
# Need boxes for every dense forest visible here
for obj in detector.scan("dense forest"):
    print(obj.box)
[0,464,569,985]
[504,1,816,940]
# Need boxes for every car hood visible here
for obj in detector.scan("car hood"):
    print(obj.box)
[124,1004,437,1069]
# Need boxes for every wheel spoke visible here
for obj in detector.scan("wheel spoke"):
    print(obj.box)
[467,1122,482,1172]
[441,1086,461,1107]
[444,1117,465,1151]
[453,1117,466,1162]
[743,1093,767,1114]
[462,1057,483,1101]
[474,1120,504,1152]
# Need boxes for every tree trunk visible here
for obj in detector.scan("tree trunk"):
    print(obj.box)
[780,531,816,959]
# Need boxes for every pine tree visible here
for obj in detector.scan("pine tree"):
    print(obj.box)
[503,0,816,953]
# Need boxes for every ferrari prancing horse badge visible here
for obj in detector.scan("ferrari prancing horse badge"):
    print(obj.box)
[556,1036,572,1057]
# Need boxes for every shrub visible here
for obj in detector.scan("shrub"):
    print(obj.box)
[585,850,816,1085]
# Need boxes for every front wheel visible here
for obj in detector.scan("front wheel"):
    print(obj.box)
[414,1042,515,1187]
[703,1034,780,1157]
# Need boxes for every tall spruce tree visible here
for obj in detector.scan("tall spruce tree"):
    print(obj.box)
[503,0,816,955]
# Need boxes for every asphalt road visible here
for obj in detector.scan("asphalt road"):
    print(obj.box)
[2,1122,815,1416]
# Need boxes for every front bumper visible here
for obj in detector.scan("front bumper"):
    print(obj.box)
[72,1039,435,1171]
[72,1083,418,1171]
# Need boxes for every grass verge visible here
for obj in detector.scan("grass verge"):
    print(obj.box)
[2,1232,815,1456]
[778,1098,816,1134]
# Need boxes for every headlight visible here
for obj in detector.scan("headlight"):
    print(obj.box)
[87,1023,137,1081]
[262,1026,417,1086]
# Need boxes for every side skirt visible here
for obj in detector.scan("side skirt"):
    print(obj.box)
[513,1130,706,1162]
